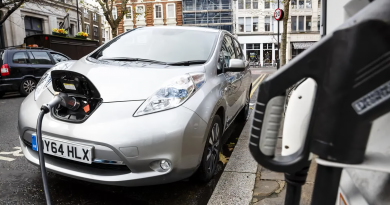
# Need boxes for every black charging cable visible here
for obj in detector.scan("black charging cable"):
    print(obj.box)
[36,93,77,205]
[284,162,311,205]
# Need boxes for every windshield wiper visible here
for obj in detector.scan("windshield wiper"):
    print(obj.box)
[98,57,167,65]
[167,60,207,66]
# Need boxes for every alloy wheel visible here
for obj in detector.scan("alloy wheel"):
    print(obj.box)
[23,80,36,94]
[206,123,220,174]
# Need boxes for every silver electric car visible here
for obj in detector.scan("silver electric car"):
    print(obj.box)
[18,27,252,186]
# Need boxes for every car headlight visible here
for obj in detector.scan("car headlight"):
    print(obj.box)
[134,73,206,116]
[34,70,52,100]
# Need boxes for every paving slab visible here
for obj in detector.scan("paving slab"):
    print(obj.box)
[208,172,256,205]
[224,139,258,174]
[260,168,285,181]
[253,180,280,197]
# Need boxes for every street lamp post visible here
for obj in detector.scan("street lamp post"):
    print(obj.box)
[76,0,80,32]
[277,0,280,69]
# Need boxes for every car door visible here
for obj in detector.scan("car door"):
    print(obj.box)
[28,51,55,79]
[220,35,242,125]
[232,38,251,110]
[9,51,33,79]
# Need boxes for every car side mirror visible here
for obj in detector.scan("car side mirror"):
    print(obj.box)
[225,59,246,72]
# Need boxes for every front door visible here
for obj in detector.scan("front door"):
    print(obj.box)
[28,51,55,80]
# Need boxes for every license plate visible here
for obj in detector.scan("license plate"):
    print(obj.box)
[32,134,93,164]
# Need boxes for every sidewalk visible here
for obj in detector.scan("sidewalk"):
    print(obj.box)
[208,103,317,205]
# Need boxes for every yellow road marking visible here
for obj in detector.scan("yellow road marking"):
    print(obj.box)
[250,74,267,97]
[251,74,263,87]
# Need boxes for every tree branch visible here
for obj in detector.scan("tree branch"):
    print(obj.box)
[0,0,26,25]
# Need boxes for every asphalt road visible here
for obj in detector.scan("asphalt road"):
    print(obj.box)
[0,67,274,205]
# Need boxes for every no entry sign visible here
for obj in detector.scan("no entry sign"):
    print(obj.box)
[274,8,284,21]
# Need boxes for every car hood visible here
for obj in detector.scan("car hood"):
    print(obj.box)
[47,58,205,102]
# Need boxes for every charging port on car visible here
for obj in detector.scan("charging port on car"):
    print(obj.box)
[50,70,102,123]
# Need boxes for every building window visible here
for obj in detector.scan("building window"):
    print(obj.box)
[69,24,74,36]
[93,13,97,21]
[112,6,117,20]
[238,0,244,9]
[246,0,251,9]
[84,8,88,16]
[264,0,270,9]
[264,16,270,31]
[306,0,312,8]
[24,16,43,37]
[291,16,297,31]
[298,16,304,31]
[298,0,304,9]
[102,29,105,37]
[245,17,251,32]
[291,0,297,9]
[318,0,321,8]
[155,5,162,19]
[126,7,132,19]
[253,17,258,32]
[306,16,311,31]
[93,26,98,37]
[318,15,321,31]
[136,6,145,20]
[253,0,258,9]
[85,24,89,34]
[238,17,244,32]
[167,4,175,18]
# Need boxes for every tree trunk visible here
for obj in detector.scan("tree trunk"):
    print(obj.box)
[281,0,290,66]
[112,27,117,38]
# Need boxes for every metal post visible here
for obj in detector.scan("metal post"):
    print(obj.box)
[277,0,280,69]
[76,0,80,32]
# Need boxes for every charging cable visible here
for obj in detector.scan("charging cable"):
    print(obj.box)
[36,93,79,205]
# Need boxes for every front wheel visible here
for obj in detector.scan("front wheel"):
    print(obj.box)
[194,115,222,182]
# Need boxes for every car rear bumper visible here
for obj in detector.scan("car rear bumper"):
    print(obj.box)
[19,94,209,186]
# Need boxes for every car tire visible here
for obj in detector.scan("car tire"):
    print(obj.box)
[194,115,222,182]
[237,90,250,122]
[19,78,37,97]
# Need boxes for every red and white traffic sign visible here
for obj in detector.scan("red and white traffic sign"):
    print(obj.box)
[274,8,284,21]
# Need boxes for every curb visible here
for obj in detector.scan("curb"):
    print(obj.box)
[207,111,258,205]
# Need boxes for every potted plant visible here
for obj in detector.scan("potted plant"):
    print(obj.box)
[75,31,88,39]
[52,28,68,37]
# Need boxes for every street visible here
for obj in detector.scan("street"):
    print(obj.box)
[0,67,275,205]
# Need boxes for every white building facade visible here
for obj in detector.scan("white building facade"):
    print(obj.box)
[2,0,82,47]
[234,0,321,66]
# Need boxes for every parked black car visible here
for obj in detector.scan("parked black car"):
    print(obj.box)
[0,47,71,98]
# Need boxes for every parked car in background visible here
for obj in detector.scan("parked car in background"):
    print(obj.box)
[0,47,71,98]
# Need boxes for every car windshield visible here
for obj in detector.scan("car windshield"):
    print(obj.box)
[93,28,218,63]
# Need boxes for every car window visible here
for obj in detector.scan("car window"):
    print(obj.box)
[217,35,237,74]
[28,51,52,64]
[233,39,244,60]
[12,52,29,64]
[51,53,69,63]
[94,28,218,63]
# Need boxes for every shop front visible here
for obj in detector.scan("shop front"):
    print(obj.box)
[237,35,280,67]
[291,42,316,59]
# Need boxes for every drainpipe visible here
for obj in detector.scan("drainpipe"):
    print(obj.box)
[321,0,327,38]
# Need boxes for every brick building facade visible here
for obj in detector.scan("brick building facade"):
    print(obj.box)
[116,0,183,35]
[81,7,106,45]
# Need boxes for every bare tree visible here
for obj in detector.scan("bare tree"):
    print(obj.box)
[94,0,130,38]
[280,0,290,66]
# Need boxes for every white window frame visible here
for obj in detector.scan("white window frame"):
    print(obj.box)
[136,5,145,20]
[112,6,117,20]
[166,3,176,18]
[93,25,99,37]
[102,29,105,37]
[126,6,133,20]
[154,4,163,19]
[84,8,88,16]
[85,23,90,34]
[93,13,97,21]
